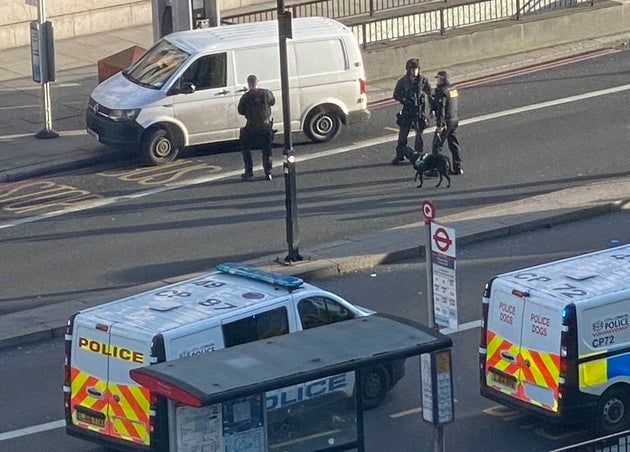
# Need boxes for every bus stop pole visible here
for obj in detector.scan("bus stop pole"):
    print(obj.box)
[434,425,444,452]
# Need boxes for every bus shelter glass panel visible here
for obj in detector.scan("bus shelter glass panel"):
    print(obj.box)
[266,372,358,451]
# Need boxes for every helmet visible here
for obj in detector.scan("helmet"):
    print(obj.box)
[435,70,450,85]
[405,58,420,71]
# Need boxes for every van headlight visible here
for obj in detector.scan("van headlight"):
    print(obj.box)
[108,108,140,122]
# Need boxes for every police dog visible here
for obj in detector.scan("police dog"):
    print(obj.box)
[411,151,451,188]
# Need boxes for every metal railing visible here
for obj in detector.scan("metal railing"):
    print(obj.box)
[350,0,592,48]
[222,0,594,47]
[550,430,630,452]
[222,0,435,24]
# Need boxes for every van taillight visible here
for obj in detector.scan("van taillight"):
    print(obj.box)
[149,392,159,433]
[359,78,366,95]
[558,304,577,397]
[479,281,493,386]
[63,318,74,414]
[479,280,493,350]
[480,296,489,348]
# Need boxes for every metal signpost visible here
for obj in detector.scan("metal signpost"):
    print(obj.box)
[420,349,455,452]
[28,0,58,139]
[422,200,437,327]
[422,200,458,330]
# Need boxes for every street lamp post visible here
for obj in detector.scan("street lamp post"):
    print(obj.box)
[276,3,302,263]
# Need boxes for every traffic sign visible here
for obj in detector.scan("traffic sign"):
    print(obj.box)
[429,222,458,329]
[432,227,453,255]
[422,200,436,223]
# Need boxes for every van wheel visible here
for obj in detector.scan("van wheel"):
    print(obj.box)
[304,108,342,143]
[361,365,390,410]
[597,387,630,433]
[142,127,179,165]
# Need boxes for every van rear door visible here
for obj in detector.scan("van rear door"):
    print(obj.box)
[517,297,562,412]
[70,317,152,446]
[484,283,562,412]
[70,317,112,436]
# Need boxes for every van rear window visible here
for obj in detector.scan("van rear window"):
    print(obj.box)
[223,307,289,347]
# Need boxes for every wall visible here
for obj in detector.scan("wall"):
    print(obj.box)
[0,0,248,50]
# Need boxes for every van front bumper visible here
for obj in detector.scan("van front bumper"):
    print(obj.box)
[85,108,144,148]
[346,108,370,125]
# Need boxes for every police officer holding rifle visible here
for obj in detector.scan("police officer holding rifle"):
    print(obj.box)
[391,58,432,165]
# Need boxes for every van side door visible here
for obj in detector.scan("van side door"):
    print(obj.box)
[171,51,238,145]
[293,294,357,400]
[295,295,356,331]
[221,303,295,346]
[233,45,299,133]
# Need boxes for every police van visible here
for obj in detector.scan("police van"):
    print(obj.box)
[85,17,370,165]
[479,244,630,433]
[64,263,404,451]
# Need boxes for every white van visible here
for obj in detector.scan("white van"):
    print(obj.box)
[64,263,404,451]
[85,17,370,165]
[479,244,630,433]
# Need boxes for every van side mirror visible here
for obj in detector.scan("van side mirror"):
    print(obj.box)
[181,82,196,94]
[167,82,196,96]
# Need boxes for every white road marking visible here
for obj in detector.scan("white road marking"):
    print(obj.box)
[0,83,81,92]
[0,129,87,141]
[440,319,482,335]
[390,407,423,418]
[0,419,65,441]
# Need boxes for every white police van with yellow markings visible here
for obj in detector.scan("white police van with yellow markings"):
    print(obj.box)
[64,263,404,451]
[479,244,630,433]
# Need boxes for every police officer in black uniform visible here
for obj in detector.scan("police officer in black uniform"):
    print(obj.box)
[238,74,276,181]
[391,58,432,165]
[432,70,463,175]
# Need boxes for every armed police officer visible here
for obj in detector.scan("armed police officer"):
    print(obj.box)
[238,74,276,181]
[391,58,432,165]
[432,70,463,175]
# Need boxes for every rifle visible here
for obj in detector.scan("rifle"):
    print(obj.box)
[410,76,428,130]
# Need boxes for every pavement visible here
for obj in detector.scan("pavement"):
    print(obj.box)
[0,21,629,350]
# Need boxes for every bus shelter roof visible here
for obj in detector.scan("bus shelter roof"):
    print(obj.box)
[130,314,452,407]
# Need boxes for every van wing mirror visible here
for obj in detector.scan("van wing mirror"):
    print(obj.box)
[167,82,196,96]
[181,82,196,94]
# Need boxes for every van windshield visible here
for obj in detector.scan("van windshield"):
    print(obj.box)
[124,39,190,89]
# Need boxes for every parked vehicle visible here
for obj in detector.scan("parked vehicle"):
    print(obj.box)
[480,244,630,433]
[64,263,403,450]
[85,17,370,165]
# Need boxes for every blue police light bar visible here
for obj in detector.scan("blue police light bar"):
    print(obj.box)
[216,262,304,290]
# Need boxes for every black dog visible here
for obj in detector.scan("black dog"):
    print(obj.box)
[411,152,451,188]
